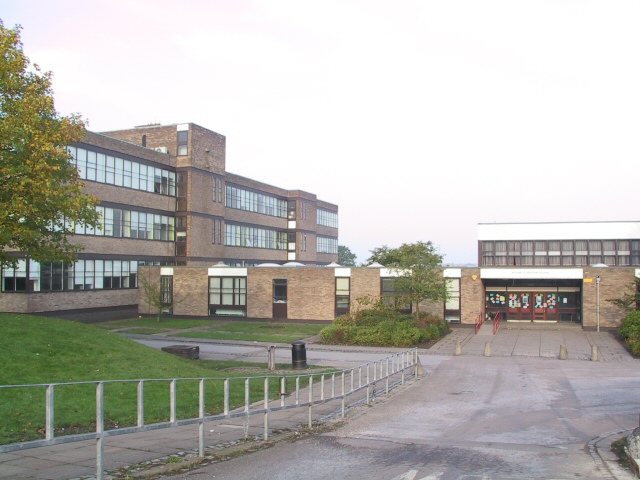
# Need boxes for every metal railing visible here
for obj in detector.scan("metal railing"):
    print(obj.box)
[0,348,420,479]
[493,311,501,335]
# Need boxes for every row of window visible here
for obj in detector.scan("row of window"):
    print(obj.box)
[71,206,175,241]
[317,209,338,228]
[2,259,140,292]
[69,147,176,196]
[482,255,638,266]
[317,236,338,254]
[482,240,640,254]
[225,223,288,250]
[225,186,288,218]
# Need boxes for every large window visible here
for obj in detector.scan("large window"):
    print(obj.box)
[335,277,350,317]
[2,259,139,292]
[317,209,338,228]
[317,236,338,254]
[225,223,287,250]
[209,277,246,316]
[225,186,287,218]
[444,278,461,323]
[68,146,176,196]
[68,207,175,241]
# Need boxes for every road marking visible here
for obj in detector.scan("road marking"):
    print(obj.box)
[390,471,443,480]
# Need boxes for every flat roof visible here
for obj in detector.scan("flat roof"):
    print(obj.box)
[478,221,640,241]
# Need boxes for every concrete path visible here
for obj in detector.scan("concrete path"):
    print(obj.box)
[1,325,636,479]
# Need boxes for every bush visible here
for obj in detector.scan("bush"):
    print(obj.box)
[320,301,450,347]
[619,310,640,355]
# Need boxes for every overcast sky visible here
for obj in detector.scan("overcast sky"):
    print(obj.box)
[2,1,639,265]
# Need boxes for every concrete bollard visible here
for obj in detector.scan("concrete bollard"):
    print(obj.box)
[455,340,462,356]
[484,342,491,357]
[267,345,277,370]
[591,345,599,362]
[559,344,568,360]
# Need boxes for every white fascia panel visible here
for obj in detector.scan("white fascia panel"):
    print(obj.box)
[335,268,351,277]
[381,268,410,277]
[478,222,640,241]
[208,267,247,276]
[443,268,462,278]
[177,124,189,131]
[481,268,584,280]
[160,267,174,276]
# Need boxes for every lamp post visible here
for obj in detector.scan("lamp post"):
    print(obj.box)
[596,276,601,333]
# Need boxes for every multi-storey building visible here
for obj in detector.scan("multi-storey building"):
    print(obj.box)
[0,123,338,319]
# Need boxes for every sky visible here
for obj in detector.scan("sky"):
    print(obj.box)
[2,1,639,266]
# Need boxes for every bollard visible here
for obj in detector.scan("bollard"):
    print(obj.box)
[559,344,568,360]
[484,342,491,357]
[455,340,462,356]
[267,345,276,370]
[591,345,599,362]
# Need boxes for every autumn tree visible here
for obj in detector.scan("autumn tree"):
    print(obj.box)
[338,245,357,266]
[367,241,447,318]
[0,21,98,267]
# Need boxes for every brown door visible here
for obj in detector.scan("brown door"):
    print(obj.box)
[273,279,287,319]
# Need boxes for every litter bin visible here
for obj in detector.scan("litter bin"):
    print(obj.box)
[291,340,307,370]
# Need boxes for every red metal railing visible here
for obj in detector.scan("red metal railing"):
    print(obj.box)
[493,311,501,335]
[475,312,484,334]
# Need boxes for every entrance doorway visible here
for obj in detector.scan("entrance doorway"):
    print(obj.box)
[273,279,287,319]
[486,280,581,324]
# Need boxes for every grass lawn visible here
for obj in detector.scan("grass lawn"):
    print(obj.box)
[0,314,330,446]
[174,321,325,343]
[98,318,219,330]
[98,317,326,343]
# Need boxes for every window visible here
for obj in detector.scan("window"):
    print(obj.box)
[381,278,410,312]
[482,242,493,253]
[225,185,287,218]
[2,259,141,292]
[68,147,176,196]
[495,242,506,253]
[317,236,338,254]
[562,241,574,252]
[534,241,546,252]
[335,277,350,316]
[225,223,287,250]
[209,277,247,316]
[444,278,461,323]
[548,241,560,251]
[522,241,533,253]
[589,240,602,252]
[177,130,188,156]
[562,256,574,266]
[317,209,338,228]
[160,276,173,306]
[70,207,174,242]
[575,240,588,252]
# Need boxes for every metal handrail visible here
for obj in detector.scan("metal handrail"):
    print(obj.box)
[0,348,420,480]
[493,311,501,335]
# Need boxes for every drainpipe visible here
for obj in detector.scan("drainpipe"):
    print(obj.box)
[596,276,601,333]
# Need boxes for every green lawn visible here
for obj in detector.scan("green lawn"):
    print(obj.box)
[0,314,328,446]
[98,318,326,343]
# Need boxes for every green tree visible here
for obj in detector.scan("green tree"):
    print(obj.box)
[338,245,357,266]
[367,241,447,319]
[0,21,98,267]
[607,279,640,313]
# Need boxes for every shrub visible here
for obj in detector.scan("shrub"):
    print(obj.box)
[320,298,450,347]
[620,310,640,355]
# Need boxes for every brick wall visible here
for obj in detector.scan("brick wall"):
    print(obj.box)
[582,267,634,329]
[461,268,483,326]
[247,268,336,320]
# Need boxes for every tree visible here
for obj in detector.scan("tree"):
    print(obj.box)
[367,241,448,319]
[338,245,357,266]
[139,275,185,322]
[0,21,98,267]
[607,279,640,313]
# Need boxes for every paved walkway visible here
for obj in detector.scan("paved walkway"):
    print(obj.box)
[0,325,636,479]
[428,323,631,361]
